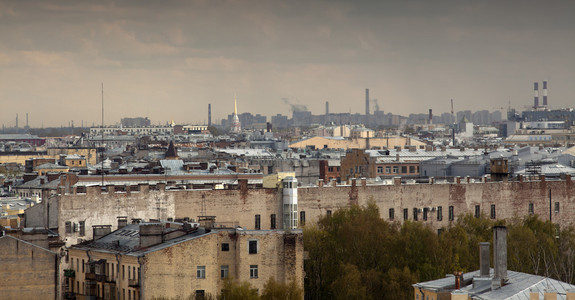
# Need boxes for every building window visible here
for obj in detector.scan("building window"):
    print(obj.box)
[448,206,454,221]
[555,202,560,213]
[385,166,391,173]
[409,166,416,173]
[79,221,85,236]
[221,243,229,252]
[122,265,125,279]
[65,221,72,233]
[401,166,407,173]
[423,207,428,221]
[270,214,276,229]
[326,210,332,217]
[221,265,229,279]
[529,203,534,215]
[437,206,443,221]
[413,208,418,221]
[393,166,398,173]
[475,205,480,218]
[255,214,261,230]
[403,208,408,221]
[377,166,383,173]
[249,240,258,254]
[196,290,205,300]
[197,266,206,279]
[389,208,394,220]
[82,259,85,273]
[250,265,258,278]
[300,211,306,226]
[490,204,496,219]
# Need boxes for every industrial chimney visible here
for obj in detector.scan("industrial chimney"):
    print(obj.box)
[208,104,212,126]
[534,82,539,108]
[429,109,433,125]
[543,80,548,107]
[365,88,370,125]
[326,101,329,115]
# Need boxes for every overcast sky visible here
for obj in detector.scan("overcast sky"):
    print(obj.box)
[1,0,574,127]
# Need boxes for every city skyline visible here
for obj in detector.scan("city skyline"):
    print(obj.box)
[1,0,574,127]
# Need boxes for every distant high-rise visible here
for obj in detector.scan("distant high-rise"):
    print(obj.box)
[543,80,548,107]
[534,82,539,108]
[230,95,241,133]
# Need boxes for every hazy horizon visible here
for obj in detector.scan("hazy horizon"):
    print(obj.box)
[1,0,574,127]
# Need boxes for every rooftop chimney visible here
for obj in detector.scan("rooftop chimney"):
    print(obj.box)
[93,225,112,241]
[117,216,128,229]
[493,226,508,287]
[480,242,490,277]
[139,223,164,248]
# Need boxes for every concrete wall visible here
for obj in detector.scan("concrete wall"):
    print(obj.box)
[0,235,58,300]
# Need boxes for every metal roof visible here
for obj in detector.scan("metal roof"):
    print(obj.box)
[414,269,575,300]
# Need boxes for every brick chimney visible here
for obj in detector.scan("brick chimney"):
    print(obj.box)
[139,223,164,248]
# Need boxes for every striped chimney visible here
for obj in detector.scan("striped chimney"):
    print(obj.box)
[534,82,539,108]
[543,80,548,106]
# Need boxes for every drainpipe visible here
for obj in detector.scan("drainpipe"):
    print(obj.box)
[116,253,122,300]
[138,256,145,300]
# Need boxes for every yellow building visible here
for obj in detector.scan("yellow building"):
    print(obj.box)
[34,163,69,176]
[289,136,425,150]
[66,221,304,300]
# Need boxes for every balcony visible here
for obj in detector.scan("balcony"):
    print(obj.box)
[128,278,140,287]
[64,269,75,278]
[85,272,107,282]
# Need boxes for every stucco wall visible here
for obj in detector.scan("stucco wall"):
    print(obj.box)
[57,177,575,243]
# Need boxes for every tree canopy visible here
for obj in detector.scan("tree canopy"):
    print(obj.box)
[304,200,575,300]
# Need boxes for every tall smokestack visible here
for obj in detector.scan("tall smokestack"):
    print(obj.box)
[429,109,433,125]
[534,82,539,108]
[365,89,370,116]
[326,101,329,115]
[208,104,212,126]
[543,80,548,106]
[365,88,370,126]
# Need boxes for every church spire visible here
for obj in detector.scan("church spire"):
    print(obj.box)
[234,93,238,115]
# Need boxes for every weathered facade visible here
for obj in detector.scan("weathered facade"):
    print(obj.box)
[66,223,303,299]
[55,175,575,243]
[0,235,60,300]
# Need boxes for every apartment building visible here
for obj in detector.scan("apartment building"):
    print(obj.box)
[65,221,303,300]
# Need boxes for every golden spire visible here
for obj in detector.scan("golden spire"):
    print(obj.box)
[234,93,238,115]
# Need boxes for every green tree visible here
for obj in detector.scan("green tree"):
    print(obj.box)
[218,278,259,300]
[261,277,303,300]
